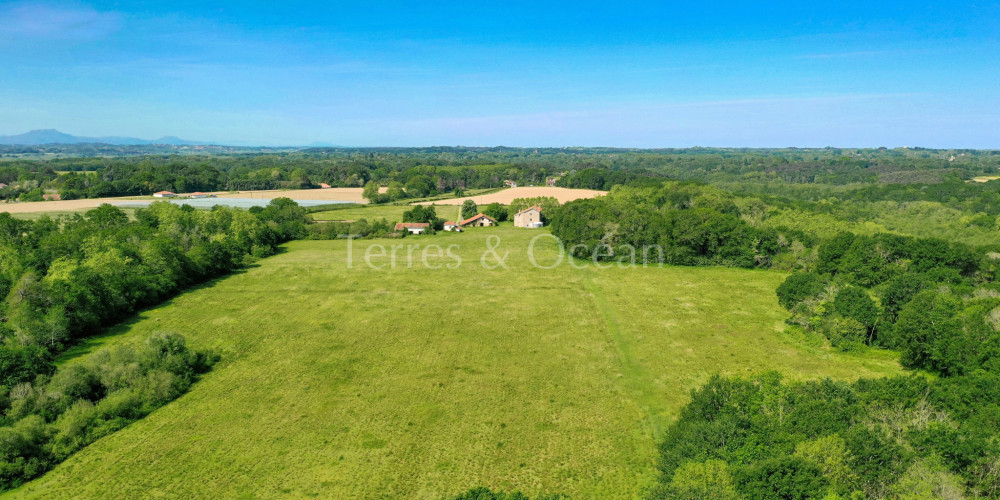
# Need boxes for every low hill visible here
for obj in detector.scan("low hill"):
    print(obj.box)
[0,129,204,146]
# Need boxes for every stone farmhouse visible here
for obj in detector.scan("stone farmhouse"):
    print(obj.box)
[513,206,544,228]
[460,213,497,227]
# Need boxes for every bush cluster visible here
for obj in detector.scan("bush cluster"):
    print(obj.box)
[550,182,781,268]
[777,231,1000,375]
[652,372,1000,499]
[0,332,216,490]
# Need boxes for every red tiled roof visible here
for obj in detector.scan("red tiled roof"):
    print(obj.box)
[460,213,497,225]
[154,191,176,195]
[394,222,430,230]
[444,221,457,225]
[514,205,543,216]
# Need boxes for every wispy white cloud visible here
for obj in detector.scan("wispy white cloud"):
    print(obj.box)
[0,2,121,40]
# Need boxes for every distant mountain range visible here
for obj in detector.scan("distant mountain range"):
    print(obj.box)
[0,129,208,146]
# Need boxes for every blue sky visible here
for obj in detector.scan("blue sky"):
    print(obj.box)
[1,1,998,147]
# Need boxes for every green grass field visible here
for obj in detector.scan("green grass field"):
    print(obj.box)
[310,203,468,223]
[9,228,904,499]
[309,204,412,222]
[308,188,499,223]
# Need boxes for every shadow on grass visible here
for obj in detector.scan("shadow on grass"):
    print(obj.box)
[54,261,268,366]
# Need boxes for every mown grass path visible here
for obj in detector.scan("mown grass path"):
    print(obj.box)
[582,271,667,441]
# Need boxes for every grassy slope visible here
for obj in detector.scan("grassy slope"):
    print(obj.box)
[9,228,903,499]
[309,204,412,222]
[310,203,468,223]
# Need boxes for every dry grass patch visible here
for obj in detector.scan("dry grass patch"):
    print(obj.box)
[417,186,606,206]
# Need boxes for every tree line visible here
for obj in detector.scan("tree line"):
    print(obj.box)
[550,182,781,268]
[0,199,313,491]
[7,146,1000,203]
[0,199,309,390]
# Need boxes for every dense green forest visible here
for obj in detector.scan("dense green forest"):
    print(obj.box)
[650,372,1000,499]
[3,145,999,202]
[551,181,782,268]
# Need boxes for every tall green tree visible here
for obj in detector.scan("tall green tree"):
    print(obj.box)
[386,181,406,202]
[362,181,380,204]
[461,199,479,219]
[482,203,507,222]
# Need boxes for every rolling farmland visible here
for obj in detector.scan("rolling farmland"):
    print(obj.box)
[10,228,902,499]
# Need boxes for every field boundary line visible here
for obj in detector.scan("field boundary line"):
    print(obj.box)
[582,271,667,441]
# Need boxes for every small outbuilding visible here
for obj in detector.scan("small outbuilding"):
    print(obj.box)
[153,191,177,198]
[513,206,544,228]
[461,213,497,228]
[188,192,212,198]
[443,221,462,231]
[394,222,430,234]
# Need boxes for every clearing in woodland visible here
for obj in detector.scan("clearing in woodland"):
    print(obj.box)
[10,228,903,499]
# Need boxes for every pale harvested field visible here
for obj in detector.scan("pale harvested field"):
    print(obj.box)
[417,186,606,206]
[215,187,379,202]
[972,176,1000,183]
[0,197,139,214]
[0,187,596,216]
[0,188,378,215]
